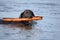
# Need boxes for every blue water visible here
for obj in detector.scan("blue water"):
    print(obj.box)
[0,0,60,40]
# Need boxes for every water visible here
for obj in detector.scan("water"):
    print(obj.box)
[0,0,60,40]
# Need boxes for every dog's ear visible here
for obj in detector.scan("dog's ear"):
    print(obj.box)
[19,12,24,18]
[31,11,35,17]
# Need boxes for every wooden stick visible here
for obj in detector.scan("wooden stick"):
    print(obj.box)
[3,16,43,22]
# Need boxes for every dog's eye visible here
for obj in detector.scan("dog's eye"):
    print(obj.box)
[24,11,29,14]
[26,12,29,13]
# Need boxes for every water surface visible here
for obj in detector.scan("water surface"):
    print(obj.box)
[0,0,60,40]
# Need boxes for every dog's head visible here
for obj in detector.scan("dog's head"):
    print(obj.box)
[19,10,35,27]
[19,10,35,18]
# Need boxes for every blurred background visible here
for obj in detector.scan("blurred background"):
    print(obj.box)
[0,0,60,40]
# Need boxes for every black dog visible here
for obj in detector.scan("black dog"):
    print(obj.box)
[19,10,35,26]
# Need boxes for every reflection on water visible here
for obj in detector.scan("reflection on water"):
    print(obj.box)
[0,23,41,40]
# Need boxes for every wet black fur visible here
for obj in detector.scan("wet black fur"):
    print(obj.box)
[19,10,35,26]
